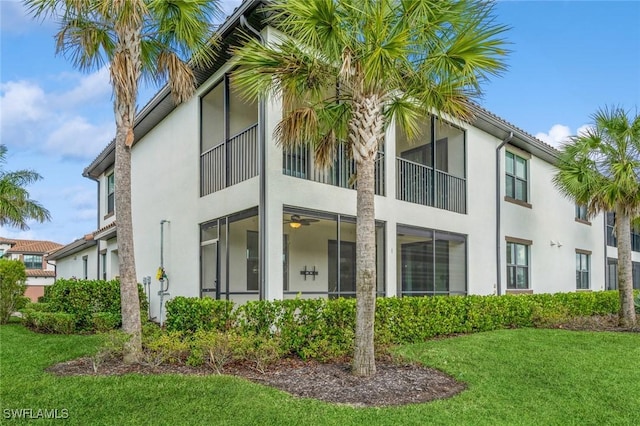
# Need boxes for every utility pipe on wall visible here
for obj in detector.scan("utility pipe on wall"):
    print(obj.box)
[158,220,170,325]
[495,132,513,296]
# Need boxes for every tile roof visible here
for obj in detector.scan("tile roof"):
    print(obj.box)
[3,239,64,255]
[26,269,55,278]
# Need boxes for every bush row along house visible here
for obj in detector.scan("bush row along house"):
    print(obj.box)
[48,0,636,322]
[0,237,63,301]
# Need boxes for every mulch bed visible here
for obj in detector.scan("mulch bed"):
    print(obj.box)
[45,315,639,407]
[47,356,466,407]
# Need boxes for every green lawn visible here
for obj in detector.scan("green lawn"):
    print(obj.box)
[1,324,639,425]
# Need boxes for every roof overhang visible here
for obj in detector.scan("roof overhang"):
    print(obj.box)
[48,236,97,260]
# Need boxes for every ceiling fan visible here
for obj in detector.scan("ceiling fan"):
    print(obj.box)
[284,214,320,229]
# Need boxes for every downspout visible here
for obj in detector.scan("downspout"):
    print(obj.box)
[46,259,57,281]
[495,132,513,296]
[241,15,267,301]
[604,214,609,291]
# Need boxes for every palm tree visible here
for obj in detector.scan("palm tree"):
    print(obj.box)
[554,106,640,327]
[25,0,220,362]
[232,0,508,376]
[0,145,51,230]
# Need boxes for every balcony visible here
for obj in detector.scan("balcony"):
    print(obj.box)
[396,158,466,214]
[200,74,259,197]
[395,115,467,214]
[283,143,385,195]
[201,123,258,196]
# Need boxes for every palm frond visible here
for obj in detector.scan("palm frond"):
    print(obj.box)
[554,106,640,218]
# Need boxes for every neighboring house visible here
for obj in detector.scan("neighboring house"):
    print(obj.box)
[54,0,616,321]
[0,237,63,301]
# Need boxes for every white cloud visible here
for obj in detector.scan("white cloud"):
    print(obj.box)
[0,0,54,35]
[56,67,112,108]
[535,123,594,148]
[535,124,572,148]
[0,68,113,160]
[61,186,96,210]
[45,117,114,159]
[576,124,592,137]
[0,80,49,124]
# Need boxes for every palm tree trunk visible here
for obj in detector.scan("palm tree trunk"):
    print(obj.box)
[615,209,637,327]
[112,24,143,364]
[350,94,383,377]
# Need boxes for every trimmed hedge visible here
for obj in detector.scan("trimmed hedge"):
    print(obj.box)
[165,291,622,360]
[165,297,234,333]
[22,310,75,334]
[41,278,148,331]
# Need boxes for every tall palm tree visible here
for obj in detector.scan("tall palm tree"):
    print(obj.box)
[554,106,640,327]
[232,0,508,376]
[0,145,51,230]
[25,0,220,362]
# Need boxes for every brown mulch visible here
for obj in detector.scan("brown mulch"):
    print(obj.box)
[46,356,466,407]
[45,314,638,407]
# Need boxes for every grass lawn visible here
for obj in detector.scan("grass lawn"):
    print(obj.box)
[1,323,639,425]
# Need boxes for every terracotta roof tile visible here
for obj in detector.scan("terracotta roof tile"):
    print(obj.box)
[26,269,55,278]
[3,239,64,255]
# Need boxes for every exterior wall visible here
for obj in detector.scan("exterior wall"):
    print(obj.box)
[501,146,606,293]
[131,60,259,321]
[55,246,99,280]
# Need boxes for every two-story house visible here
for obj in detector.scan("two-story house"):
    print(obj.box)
[52,0,614,321]
[0,237,63,301]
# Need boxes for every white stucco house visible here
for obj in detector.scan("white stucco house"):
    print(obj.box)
[0,237,63,301]
[50,0,636,321]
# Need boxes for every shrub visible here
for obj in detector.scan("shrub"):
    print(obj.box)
[44,278,148,331]
[22,310,75,334]
[237,334,284,374]
[0,259,28,324]
[91,331,130,372]
[21,302,54,313]
[92,312,121,333]
[163,291,623,363]
[191,330,245,373]
[143,331,191,366]
[165,297,235,332]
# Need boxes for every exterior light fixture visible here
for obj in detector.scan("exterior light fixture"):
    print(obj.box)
[289,222,302,229]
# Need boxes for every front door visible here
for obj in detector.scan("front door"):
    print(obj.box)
[201,241,219,298]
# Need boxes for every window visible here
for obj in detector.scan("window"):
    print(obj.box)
[506,241,529,289]
[101,252,107,280]
[576,252,590,289]
[397,225,467,296]
[606,212,616,247]
[575,204,588,221]
[82,256,88,280]
[606,212,640,251]
[106,172,115,215]
[24,254,43,270]
[505,151,528,202]
[246,231,259,291]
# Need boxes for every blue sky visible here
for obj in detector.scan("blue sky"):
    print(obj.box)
[1,0,639,245]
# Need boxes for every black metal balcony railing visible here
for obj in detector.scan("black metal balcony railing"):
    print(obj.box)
[201,123,258,196]
[283,143,385,195]
[396,157,466,214]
